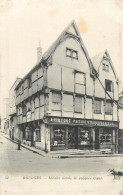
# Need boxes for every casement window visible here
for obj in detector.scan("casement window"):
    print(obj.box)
[52,92,61,111]
[94,100,101,114]
[105,101,112,115]
[105,80,113,92]
[66,48,78,59]
[35,129,41,142]
[74,96,82,113]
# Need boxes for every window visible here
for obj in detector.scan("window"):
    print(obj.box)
[105,101,112,115]
[94,100,101,114]
[105,80,113,92]
[75,97,82,113]
[21,85,24,93]
[28,76,32,88]
[75,72,85,93]
[53,127,66,145]
[100,130,112,145]
[66,48,71,57]
[25,127,31,141]
[35,129,41,142]
[52,92,61,111]
[22,104,27,116]
[106,65,109,71]
[102,63,109,72]
[72,50,78,59]
[78,128,90,145]
[100,134,112,144]
[63,94,73,112]
[66,48,78,59]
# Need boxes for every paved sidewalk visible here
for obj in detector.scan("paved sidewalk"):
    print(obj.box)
[2,134,123,158]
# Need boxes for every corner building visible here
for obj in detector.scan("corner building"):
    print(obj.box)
[15,21,119,153]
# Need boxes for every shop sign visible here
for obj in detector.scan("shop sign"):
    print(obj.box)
[46,117,118,127]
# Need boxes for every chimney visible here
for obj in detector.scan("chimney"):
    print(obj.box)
[37,41,42,63]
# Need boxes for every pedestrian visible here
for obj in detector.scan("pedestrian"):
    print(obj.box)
[17,139,21,150]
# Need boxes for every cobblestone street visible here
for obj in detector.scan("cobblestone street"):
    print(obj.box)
[0,134,123,176]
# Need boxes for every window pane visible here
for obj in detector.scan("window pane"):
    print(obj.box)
[52,93,61,111]
[63,94,73,112]
[66,49,71,57]
[53,127,66,145]
[105,80,112,92]
[105,102,112,114]
[72,50,78,59]
[79,129,90,145]
[94,100,101,114]
[76,73,85,85]
[75,97,82,113]
[106,65,109,71]
[102,64,105,70]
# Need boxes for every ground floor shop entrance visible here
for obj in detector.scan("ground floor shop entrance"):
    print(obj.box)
[47,116,119,153]
[50,126,92,151]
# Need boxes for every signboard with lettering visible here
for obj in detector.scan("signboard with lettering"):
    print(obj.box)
[44,116,119,128]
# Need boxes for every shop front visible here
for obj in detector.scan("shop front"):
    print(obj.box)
[44,116,119,153]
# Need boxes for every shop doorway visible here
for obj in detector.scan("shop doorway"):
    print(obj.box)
[95,129,99,149]
[68,127,78,149]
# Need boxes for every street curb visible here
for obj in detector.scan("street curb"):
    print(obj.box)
[2,135,123,159]
[2,135,46,157]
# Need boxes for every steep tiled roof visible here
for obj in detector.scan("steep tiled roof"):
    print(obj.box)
[15,20,97,90]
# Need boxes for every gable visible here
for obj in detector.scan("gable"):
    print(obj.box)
[42,20,96,77]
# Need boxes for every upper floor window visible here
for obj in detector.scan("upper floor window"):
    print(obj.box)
[105,80,113,92]
[94,100,101,114]
[105,101,112,115]
[75,72,85,93]
[28,76,32,88]
[21,85,24,93]
[66,48,78,59]
[74,96,82,113]
[52,92,61,111]
[102,63,109,72]
[22,104,27,116]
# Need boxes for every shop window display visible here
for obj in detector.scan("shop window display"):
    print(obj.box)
[79,128,90,145]
[53,127,66,146]
[100,133,112,144]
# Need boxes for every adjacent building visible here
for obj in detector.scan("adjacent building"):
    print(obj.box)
[118,92,123,153]
[1,98,9,134]
[15,21,119,153]
[9,77,21,140]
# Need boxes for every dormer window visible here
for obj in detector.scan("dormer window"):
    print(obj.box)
[66,48,78,60]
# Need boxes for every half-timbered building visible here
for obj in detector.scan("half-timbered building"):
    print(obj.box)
[15,21,119,153]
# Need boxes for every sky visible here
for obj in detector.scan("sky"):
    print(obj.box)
[0,0,123,114]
